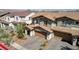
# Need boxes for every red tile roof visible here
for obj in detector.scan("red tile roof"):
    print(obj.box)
[52,26,79,36]
[26,24,53,32]
[31,12,79,21]
[7,11,30,16]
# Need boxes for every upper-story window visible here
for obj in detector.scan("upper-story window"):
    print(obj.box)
[20,16,25,18]
[8,17,9,20]
[10,16,14,18]
[16,16,19,20]
[76,22,79,25]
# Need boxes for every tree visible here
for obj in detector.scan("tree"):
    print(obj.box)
[16,23,25,38]
[0,26,12,46]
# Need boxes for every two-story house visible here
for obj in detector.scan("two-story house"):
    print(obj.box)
[29,12,79,46]
[2,11,31,22]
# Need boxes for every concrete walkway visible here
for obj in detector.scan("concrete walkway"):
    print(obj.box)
[10,42,27,50]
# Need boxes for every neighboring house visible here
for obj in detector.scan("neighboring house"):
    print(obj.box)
[2,11,31,22]
[0,11,35,32]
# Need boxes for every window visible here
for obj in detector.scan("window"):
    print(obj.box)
[20,16,25,18]
[16,17,18,20]
[10,16,14,18]
[8,17,9,20]
[76,22,79,24]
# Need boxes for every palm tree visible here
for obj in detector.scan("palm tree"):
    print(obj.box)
[16,23,25,39]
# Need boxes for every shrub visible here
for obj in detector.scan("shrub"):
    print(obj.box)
[0,27,12,46]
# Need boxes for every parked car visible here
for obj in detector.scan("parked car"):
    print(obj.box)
[0,43,9,50]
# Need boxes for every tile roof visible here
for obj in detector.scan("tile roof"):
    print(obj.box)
[52,26,79,36]
[0,20,9,24]
[26,24,53,32]
[7,11,31,16]
[31,12,79,21]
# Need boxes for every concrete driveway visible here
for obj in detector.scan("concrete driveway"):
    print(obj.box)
[20,36,41,50]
